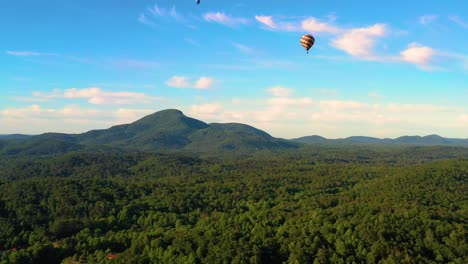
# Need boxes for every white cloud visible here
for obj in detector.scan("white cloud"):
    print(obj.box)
[180,88,468,138]
[400,42,436,68]
[194,77,214,90]
[190,103,224,119]
[301,18,341,34]
[166,76,190,88]
[449,15,468,28]
[0,105,159,134]
[31,87,158,105]
[268,86,294,97]
[253,15,465,70]
[189,103,246,123]
[166,76,215,90]
[114,108,156,124]
[2,94,467,138]
[331,24,387,58]
[419,15,439,25]
[204,12,249,27]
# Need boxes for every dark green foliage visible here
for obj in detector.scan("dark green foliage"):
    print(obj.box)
[0,147,467,263]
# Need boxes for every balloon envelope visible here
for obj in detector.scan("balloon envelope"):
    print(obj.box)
[300,34,315,53]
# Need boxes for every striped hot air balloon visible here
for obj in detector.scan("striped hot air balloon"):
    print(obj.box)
[300,34,315,54]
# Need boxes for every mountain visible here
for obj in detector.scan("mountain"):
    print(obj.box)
[0,109,298,156]
[76,109,210,150]
[1,109,467,157]
[291,134,468,146]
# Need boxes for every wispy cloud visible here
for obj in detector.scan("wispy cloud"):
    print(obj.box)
[31,87,159,105]
[449,15,468,28]
[301,17,342,34]
[166,76,215,90]
[232,43,255,54]
[203,58,296,71]
[254,15,299,31]
[419,15,439,25]
[138,14,156,27]
[204,12,249,27]
[185,38,200,47]
[148,4,183,21]
[255,15,340,33]
[139,4,186,26]
[110,59,159,69]
[6,50,56,57]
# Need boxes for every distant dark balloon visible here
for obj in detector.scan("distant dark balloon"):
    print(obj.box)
[196,0,200,4]
[300,34,315,54]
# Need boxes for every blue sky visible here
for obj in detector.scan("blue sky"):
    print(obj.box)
[1,0,467,138]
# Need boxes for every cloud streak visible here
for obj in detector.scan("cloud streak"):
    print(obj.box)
[204,12,249,27]
[6,50,56,57]
[31,87,159,105]
[449,15,468,28]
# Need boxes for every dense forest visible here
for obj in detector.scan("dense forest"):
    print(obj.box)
[0,145,467,263]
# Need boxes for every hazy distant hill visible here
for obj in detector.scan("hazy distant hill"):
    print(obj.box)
[292,134,468,146]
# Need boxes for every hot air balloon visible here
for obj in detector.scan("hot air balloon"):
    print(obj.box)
[300,34,315,54]
[196,0,200,4]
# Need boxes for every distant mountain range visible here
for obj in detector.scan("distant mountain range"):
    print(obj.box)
[292,134,468,146]
[1,109,467,156]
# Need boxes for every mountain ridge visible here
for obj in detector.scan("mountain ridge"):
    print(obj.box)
[292,134,468,146]
[1,109,467,156]
[0,109,299,155]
